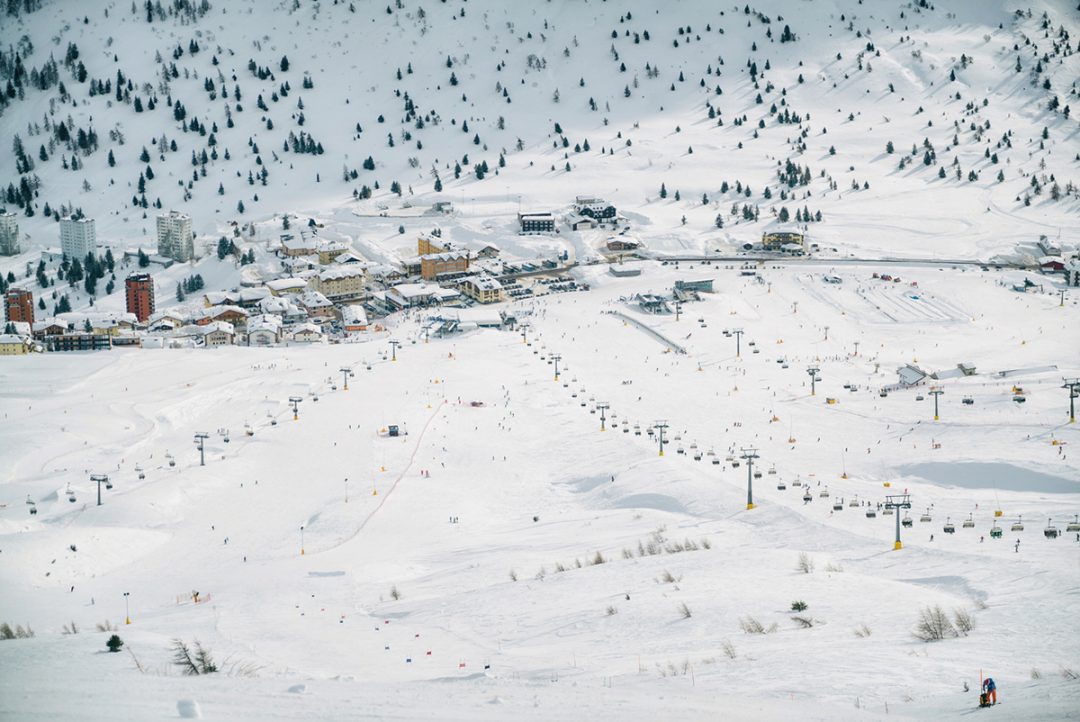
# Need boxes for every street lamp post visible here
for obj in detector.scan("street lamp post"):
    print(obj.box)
[340,367,352,390]
[194,432,209,465]
[289,396,303,421]
[124,591,131,625]
[853,341,860,357]
[597,402,609,431]
[824,325,830,341]
[674,300,682,322]
[520,323,530,344]
[90,474,111,506]
[885,493,912,550]
[741,448,760,510]
[930,387,944,421]
[807,366,820,396]
[655,421,668,456]
[389,340,400,361]
[551,354,562,381]
[300,525,305,556]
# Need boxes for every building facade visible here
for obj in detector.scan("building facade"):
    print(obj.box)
[420,251,469,280]
[125,274,155,322]
[157,211,194,262]
[60,216,97,261]
[5,288,34,325]
[459,276,505,304]
[311,266,367,302]
[0,211,19,255]
[518,212,555,234]
[761,230,805,250]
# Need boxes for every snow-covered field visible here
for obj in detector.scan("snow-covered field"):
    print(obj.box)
[2,261,1078,720]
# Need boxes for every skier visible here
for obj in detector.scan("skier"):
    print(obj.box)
[980,677,997,706]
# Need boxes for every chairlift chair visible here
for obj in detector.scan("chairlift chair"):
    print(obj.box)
[943,517,956,534]
[989,521,1003,539]
[767,465,777,475]
[676,447,685,455]
[920,508,932,522]
[883,506,893,515]
[731,460,741,468]
[1066,515,1080,533]
[777,479,787,490]
[66,485,76,503]
[803,491,813,503]
[901,514,913,528]
[819,487,829,498]
[865,508,877,518]
[832,500,843,511]
[622,425,630,433]
[753,469,763,479]
[849,497,859,507]
[1044,520,1059,539]
[136,464,145,480]
[1010,516,1024,532]
[962,514,975,529]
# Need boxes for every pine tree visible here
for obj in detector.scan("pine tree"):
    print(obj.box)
[659,183,667,199]
[176,282,185,301]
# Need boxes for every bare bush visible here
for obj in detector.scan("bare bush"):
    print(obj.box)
[508,569,517,582]
[591,551,606,565]
[62,621,79,635]
[721,639,737,659]
[953,608,975,636]
[1030,668,1041,680]
[1062,667,1078,681]
[0,623,34,640]
[606,605,617,616]
[740,616,765,634]
[171,639,218,675]
[913,605,956,641]
[554,562,566,573]
[792,616,815,628]
[678,602,692,619]
[974,599,988,611]
[854,624,872,638]
[622,548,633,559]
[824,561,844,573]
[701,538,712,550]
[535,566,546,581]
[389,585,401,601]
[660,569,677,584]
[797,552,815,574]
[96,620,118,632]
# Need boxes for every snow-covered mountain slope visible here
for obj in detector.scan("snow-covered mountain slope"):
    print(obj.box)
[1,0,1078,258]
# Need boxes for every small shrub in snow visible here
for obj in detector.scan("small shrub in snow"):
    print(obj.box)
[606,605,617,616]
[508,569,517,582]
[106,634,124,653]
[389,585,401,601]
[797,552,814,574]
[721,640,737,659]
[854,624,872,638]
[678,603,692,619]
[96,620,117,632]
[953,608,975,635]
[171,639,218,675]
[1060,667,1078,681]
[622,548,633,559]
[62,621,79,635]
[0,623,34,640]
[591,551,605,565]
[824,562,844,573]
[790,600,808,612]
[792,616,814,629]
[660,569,677,584]
[740,617,765,634]
[913,605,956,641]
[1030,668,1041,680]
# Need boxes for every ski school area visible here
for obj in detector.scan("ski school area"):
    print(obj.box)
[0,259,1077,720]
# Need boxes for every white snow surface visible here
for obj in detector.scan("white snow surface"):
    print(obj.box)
[1,261,1079,720]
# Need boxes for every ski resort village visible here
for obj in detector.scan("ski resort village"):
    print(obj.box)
[1,0,1079,720]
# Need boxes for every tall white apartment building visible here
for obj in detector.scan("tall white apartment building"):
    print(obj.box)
[0,211,19,256]
[60,216,97,261]
[157,210,194,262]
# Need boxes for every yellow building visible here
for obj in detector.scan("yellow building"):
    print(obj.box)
[417,236,449,256]
[0,334,29,354]
[311,266,367,302]
[460,276,504,304]
[761,230,805,250]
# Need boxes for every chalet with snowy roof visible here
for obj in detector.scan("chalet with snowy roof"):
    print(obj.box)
[606,237,641,251]
[370,264,405,283]
[197,305,249,327]
[341,305,369,332]
[266,277,308,296]
[299,290,336,319]
[573,196,616,220]
[518,212,556,235]
[245,314,283,346]
[281,236,317,258]
[289,323,324,343]
[474,243,501,259]
[896,364,928,387]
[1039,256,1066,273]
[317,240,350,265]
[0,333,30,355]
[568,214,595,231]
[32,319,68,338]
[197,321,235,347]
[459,276,504,304]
